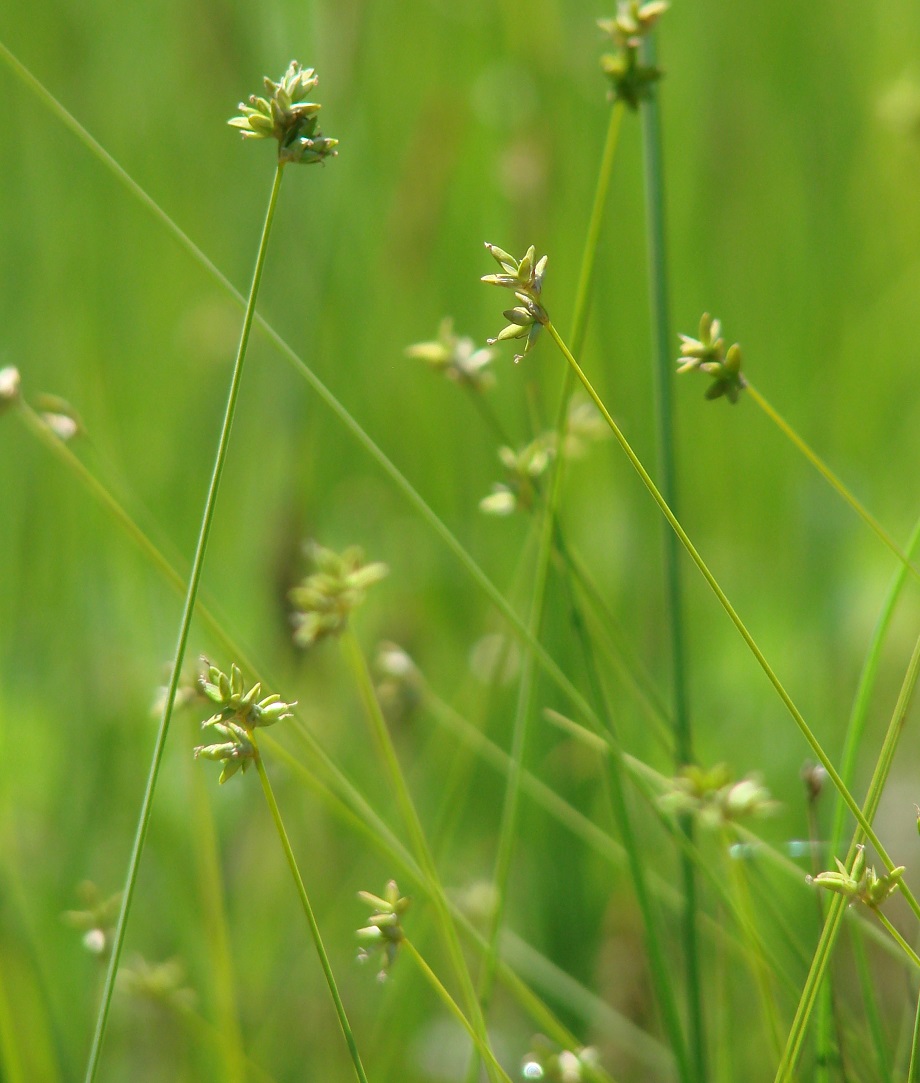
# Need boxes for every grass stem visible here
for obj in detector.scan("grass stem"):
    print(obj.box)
[640,40,704,1078]
[745,382,920,580]
[402,940,512,1083]
[83,162,286,1083]
[253,752,369,1082]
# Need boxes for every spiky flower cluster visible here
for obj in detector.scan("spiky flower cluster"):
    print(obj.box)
[356,880,410,981]
[658,763,776,829]
[809,845,906,910]
[522,1035,601,1082]
[599,2,669,109]
[406,318,497,393]
[676,312,746,404]
[481,243,549,364]
[193,662,296,783]
[289,542,389,648]
[229,61,338,165]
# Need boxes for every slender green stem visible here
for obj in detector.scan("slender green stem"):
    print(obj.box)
[829,511,920,855]
[873,911,920,971]
[186,736,246,1083]
[83,163,286,1083]
[640,42,704,1078]
[910,983,920,1083]
[745,382,920,580]
[340,628,502,1083]
[402,941,512,1083]
[570,102,625,359]
[543,319,911,894]
[774,623,920,1081]
[851,924,892,1083]
[253,753,369,1083]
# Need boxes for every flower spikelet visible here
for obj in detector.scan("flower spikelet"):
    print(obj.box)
[229,61,338,165]
[676,312,747,404]
[289,542,389,648]
[406,318,497,393]
[599,2,669,109]
[193,661,296,783]
[356,880,410,981]
[481,243,549,364]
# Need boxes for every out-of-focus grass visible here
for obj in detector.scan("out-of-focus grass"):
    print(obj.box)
[2,1,920,1079]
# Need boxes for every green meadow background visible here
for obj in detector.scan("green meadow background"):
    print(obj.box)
[2,1,920,1079]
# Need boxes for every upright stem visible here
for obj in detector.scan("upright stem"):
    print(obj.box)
[640,36,704,1080]
[84,163,286,1083]
[254,753,369,1083]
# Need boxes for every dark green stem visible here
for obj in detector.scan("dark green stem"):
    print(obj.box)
[639,39,704,1079]
[254,753,369,1083]
[83,163,286,1083]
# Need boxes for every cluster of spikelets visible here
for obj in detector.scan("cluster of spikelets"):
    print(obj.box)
[481,243,549,364]
[229,61,338,165]
[598,1,669,109]
[193,662,297,783]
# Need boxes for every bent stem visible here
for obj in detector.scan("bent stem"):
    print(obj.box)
[340,628,502,1083]
[254,753,369,1083]
[745,382,920,581]
[84,162,286,1083]
[543,319,915,901]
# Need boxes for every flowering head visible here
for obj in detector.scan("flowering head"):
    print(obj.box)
[481,243,549,364]
[599,2,669,109]
[193,662,296,783]
[289,542,389,648]
[406,318,497,393]
[677,313,746,404]
[229,61,338,165]
[356,880,410,981]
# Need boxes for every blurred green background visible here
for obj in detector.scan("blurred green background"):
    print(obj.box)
[2,0,920,1079]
